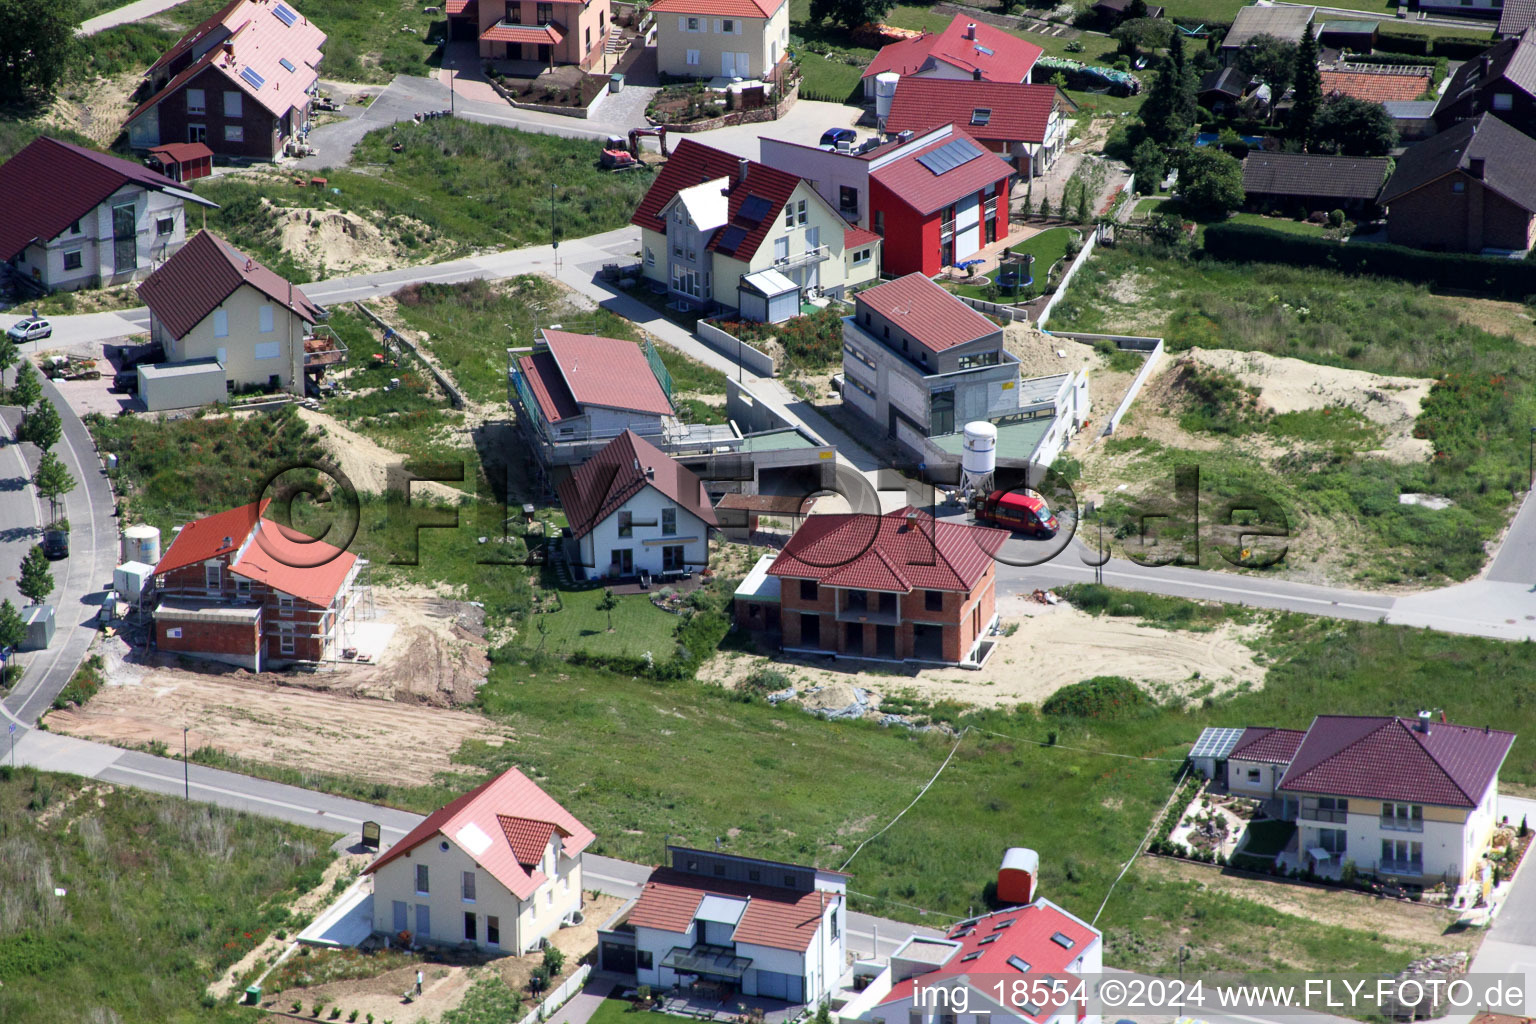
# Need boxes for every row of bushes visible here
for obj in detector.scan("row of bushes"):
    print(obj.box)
[1374,30,1494,60]
[1203,223,1536,303]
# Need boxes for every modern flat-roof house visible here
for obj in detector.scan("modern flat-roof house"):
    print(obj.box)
[364,767,594,954]
[1379,114,1536,253]
[841,274,1088,465]
[761,506,1007,666]
[631,138,880,317]
[0,136,216,293]
[454,0,609,71]
[839,901,1103,1024]
[1220,5,1315,65]
[649,0,790,81]
[510,327,742,473]
[1241,152,1389,213]
[124,0,326,160]
[136,230,342,407]
[1188,713,1516,885]
[861,15,1043,100]
[1432,34,1536,138]
[152,499,363,669]
[881,78,1075,177]
[597,846,847,1006]
[760,125,1015,277]
[557,429,718,581]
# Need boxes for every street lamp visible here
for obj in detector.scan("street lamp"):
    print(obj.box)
[183,727,189,799]
[1178,944,1190,985]
[1528,426,1535,489]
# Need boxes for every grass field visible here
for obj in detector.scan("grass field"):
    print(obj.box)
[524,577,693,659]
[0,767,332,1024]
[949,226,1078,303]
[1049,243,1535,583]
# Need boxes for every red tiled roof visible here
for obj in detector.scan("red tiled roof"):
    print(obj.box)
[0,137,187,263]
[768,507,1006,593]
[632,138,803,262]
[556,430,719,540]
[517,349,582,423]
[845,225,881,248]
[1321,70,1430,104]
[880,903,1099,1022]
[445,0,475,13]
[884,78,1064,145]
[649,0,785,19]
[148,141,215,163]
[1278,716,1516,808]
[626,867,833,951]
[155,500,270,575]
[231,519,356,608]
[869,126,1013,216]
[855,273,998,353]
[481,23,563,44]
[1230,726,1307,764]
[499,815,568,868]
[138,230,323,341]
[542,330,673,416]
[364,768,595,902]
[862,14,1042,82]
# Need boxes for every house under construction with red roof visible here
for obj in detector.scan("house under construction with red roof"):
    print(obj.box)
[151,499,365,669]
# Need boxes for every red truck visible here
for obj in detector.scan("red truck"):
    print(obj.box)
[974,489,1059,538]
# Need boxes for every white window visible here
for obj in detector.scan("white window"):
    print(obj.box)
[416,864,430,894]
[68,220,80,234]
[796,199,807,225]
[259,303,275,333]
[279,631,295,655]
[224,91,242,117]
[187,88,206,113]
[156,216,174,236]
[205,564,221,590]
[684,15,699,30]
[773,236,789,261]
[237,579,251,596]
[253,341,281,360]
[1493,92,1513,111]
[213,309,229,337]
[166,627,182,639]
[63,250,83,271]
[279,594,295,616]
[224,124,244,142]
[686,48,700,65]
[463,871,477,902]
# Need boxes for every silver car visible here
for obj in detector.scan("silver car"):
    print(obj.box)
[6,316,51,342]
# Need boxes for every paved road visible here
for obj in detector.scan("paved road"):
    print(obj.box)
[77,0,189,35]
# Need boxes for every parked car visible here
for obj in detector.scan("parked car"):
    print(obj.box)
[112,370,140,394]
[974,489,1059,538]
[6,316,51,342]
[820,127,857,149]
[42,527,69,560]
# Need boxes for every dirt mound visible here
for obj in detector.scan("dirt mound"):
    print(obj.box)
[1186,347,1434,462]
[1004,322,1096,378]
[295,407,465,502]
[278,206,397,274]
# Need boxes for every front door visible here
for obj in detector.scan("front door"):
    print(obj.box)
[723,51,736,76]
[415,904,431,938]
[801,612,820,646]
[112,203,137,274]
[611,548,634,576]
[537,43,552,63]
[392,901,408,934]
[844,620,863,656]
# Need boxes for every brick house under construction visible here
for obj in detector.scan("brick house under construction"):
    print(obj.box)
[152,499,364,669]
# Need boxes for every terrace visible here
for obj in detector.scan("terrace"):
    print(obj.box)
[303,324,348,370]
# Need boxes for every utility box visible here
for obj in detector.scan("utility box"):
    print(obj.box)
[610,73,625,92]
[21,604,55,652]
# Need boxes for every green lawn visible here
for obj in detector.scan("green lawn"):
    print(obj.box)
[527,580,693,660]
[585,997,642,1024]
[0,767,332,1024]
[192,120,658,282]
[1228,212,1329,237]
[949,226,1078,303]
[795,51,865,103]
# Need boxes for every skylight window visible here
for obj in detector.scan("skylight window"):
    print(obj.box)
[240,66,266,89]
[273,2,298,26]
[971,108,991,126]
[279,57,296,72]
[951,927,975,938]
[1050,932,1076,950]
[1006,955,1031,973]
[978,934,1000,945]
[1022,1002,1042,1016]
[992,918,1016,930]
[961,951,984,962]
[976,45,994,55]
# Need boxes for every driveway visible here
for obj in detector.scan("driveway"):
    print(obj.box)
[679,99,864,160]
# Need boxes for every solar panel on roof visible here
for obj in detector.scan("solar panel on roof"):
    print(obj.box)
[716,225,749,252]
[279,57,296,72]
[915,137,984,175]
[738,195,773,224]
[240,66,266,89]
[273,2,298,25]
[978,934,1000,945]
[961,951,984,962]
[1190,726,1247,760]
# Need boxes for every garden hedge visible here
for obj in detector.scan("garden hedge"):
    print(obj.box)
[1203,223,1536,301]
[1374,30,1494,60]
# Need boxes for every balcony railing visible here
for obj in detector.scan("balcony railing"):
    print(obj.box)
[774,245,829,272]
[303,324,348,368]
[1300,808,1348,824]
[1379,817,1424,833]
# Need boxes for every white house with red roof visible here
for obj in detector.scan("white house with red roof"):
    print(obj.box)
[557,430,718,580]
[597,845,847,1005]
[882,79,1076,178]
[860,15,1043,99]
[650,0,790,81]
[151,499,362,669]
[839,902,1102,1024]
[364,768,595,954]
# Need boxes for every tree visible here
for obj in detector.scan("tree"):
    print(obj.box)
[1290,21,1323,150]
[1076,183,1091,224]
[1126,0,1149,17]
[808,0,892,30]
[1140,33,1196,148]
[542,945,566,977]
[1114,17,1174,59]
[18,398,60,451]
[1179,148,1245,218]
[1313,96,1398,156]
[32,448,75,524]
[19,545,54,605]
[0,598,23,654]
[1236,33,1298,95]
[0,0,74,103]
[0,333,16,379]
[597,588,619,632]
[8,359,40,410]
[1039,193,1051,219]
[1130,137,1167,192]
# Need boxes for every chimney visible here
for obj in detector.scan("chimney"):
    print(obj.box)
[1468,157,1485,180]
[1479,53,1490,76]
[646,465,656,480]
[222,536,232,548]
[738,156,749,183]
[972,68,982,81]
[1417,710,1432,735]
[965,22,976,39]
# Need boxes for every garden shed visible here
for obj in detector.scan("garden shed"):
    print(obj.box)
[738,268,800,324]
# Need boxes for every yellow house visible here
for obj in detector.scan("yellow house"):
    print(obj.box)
[649,0,790,81]
[631,138,880,321]
[137,230,344,402]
